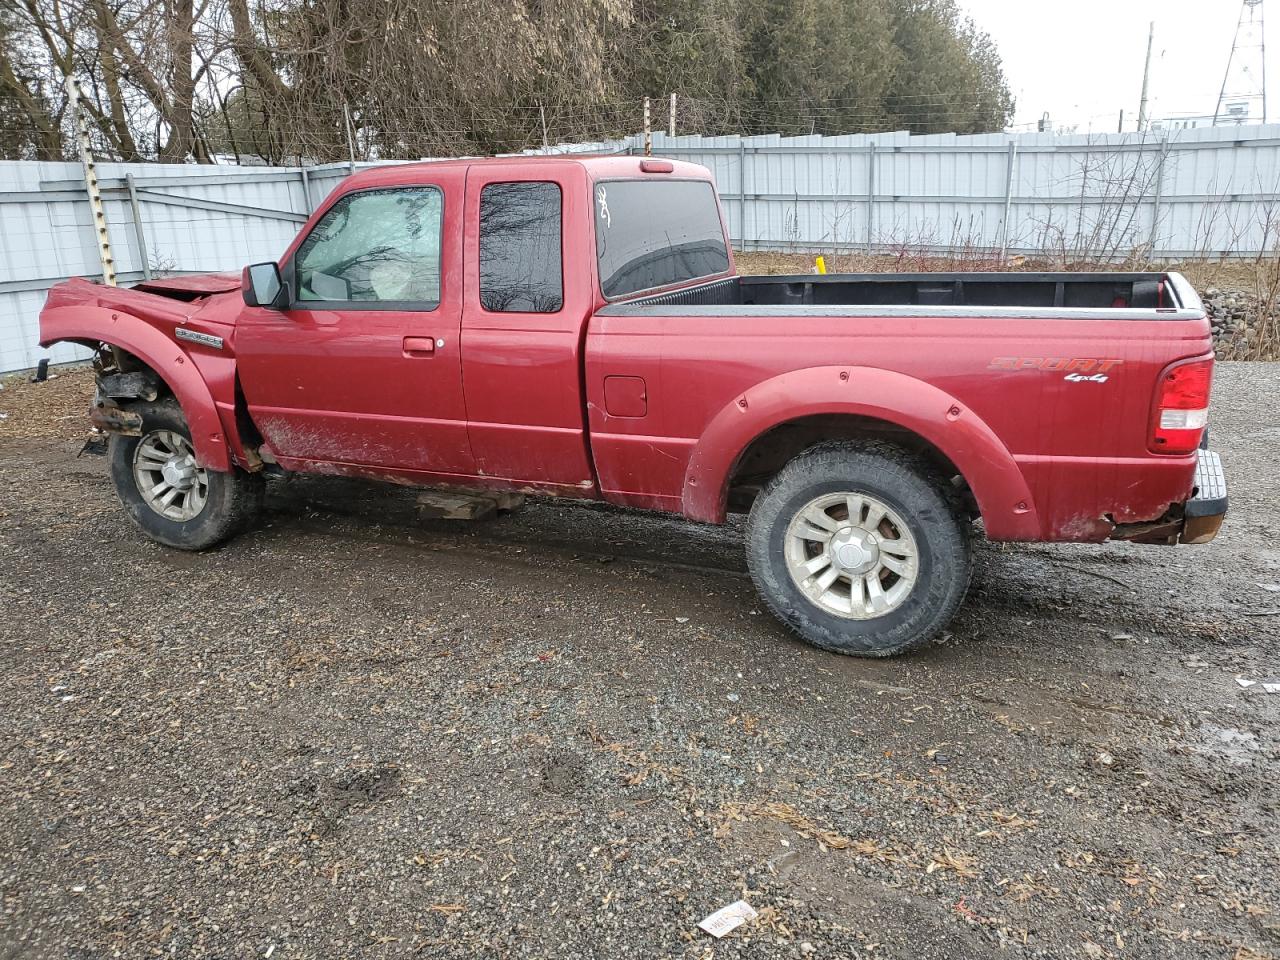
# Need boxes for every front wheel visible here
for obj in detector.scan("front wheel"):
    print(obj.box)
[109,399,264,550]
[745,441,971,657]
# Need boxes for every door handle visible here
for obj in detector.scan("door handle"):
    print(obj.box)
[402,336,436,357]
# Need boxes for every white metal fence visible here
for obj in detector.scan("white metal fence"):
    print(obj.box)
[4,123,1280,373]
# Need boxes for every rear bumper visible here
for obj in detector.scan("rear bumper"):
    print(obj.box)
[1180,449,1227,544]
[1108,448,1227,546]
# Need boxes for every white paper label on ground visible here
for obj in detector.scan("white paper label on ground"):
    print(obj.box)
[698,900,758,938]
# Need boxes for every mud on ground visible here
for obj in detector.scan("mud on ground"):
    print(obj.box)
[0,364,1277,959]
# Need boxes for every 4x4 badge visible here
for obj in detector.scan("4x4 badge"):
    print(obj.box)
[1064,372,1111,383]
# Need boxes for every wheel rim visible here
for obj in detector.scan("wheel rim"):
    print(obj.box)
[132,430,209,522]
[783,491,919,620]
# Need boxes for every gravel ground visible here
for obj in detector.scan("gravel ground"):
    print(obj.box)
[1,363,1277,960]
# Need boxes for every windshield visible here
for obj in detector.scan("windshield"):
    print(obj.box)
[593,179,729,299]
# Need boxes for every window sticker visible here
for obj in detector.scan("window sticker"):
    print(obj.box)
[596,186,611,229]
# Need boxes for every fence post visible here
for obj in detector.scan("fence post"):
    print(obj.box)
[865,142,877,254]
[343,103,357,175]
[124,173,151,280]
[643,97,652,156]
[738,140,747,248]
[1000,140,1019,260]
[1148,137,1170,258]
[299,165,313,213]
[668,93,677,139]
[65,77,116,287]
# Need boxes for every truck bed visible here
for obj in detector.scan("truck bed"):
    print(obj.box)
[602,272,1202,319]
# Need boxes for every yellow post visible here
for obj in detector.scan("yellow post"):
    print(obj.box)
[814,255,827,275]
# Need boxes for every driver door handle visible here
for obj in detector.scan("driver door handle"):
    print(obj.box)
[402,336,436,357]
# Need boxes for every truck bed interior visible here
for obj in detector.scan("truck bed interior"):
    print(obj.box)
[616,272,1187,312]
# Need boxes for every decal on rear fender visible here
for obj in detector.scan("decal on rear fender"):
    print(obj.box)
[989,356,1122,383]
[1063,372,1112,383]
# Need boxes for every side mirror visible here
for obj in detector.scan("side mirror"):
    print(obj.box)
[242,262,287,308]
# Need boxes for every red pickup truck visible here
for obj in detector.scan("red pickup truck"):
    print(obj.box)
[39,155,1227,657]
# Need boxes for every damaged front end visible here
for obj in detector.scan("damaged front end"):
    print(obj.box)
[80,348,162,456]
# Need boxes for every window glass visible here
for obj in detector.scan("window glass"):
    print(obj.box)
[479,181,563,313]
[594,179,729,299]
[295,187,443,304]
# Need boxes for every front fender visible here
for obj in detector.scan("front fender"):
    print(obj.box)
[682,365,1040,540]
[40,305,232,471]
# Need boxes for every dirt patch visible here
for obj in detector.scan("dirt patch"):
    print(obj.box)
[0,365,94,443]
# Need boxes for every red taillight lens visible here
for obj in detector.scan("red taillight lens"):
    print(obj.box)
[1151,357,1213,454]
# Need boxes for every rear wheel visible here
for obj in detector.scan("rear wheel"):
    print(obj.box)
[109,399,264,550]
[745,441,971,657]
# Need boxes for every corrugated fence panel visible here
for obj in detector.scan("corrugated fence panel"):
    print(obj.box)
[0,160,319,373]
[5,126,1280,372]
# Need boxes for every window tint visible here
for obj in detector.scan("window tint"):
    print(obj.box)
[594,180,729,299]
[479,181,563,313]
[295,187,442,305]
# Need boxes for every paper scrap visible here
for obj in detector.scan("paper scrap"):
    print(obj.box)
[698,900,758,939]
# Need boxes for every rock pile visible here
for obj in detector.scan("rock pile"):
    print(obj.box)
[1202,287,1276,356]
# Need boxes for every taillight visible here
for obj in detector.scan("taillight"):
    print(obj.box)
[1151,357,1213,454]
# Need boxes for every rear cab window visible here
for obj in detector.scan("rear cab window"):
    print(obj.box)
[593,179,730,300]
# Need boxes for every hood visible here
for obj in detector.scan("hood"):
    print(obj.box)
[132,272,243,297]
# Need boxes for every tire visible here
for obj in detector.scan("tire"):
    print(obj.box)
[108,398,264,551]
[745,441,972,657]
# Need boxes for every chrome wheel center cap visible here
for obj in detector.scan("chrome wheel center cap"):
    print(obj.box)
[161,456,196,490]
[831,527,879,573]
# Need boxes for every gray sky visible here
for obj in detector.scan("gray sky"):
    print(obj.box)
[956,0,1274,131]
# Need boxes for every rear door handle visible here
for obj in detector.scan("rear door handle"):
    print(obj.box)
[402,336,436,357]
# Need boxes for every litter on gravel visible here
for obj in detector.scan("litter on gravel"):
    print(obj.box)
[698,900,758,938]
[1236,676,1280,693]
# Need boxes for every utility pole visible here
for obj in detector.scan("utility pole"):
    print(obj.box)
[643,96,652,156]
[65,77,116,287]
[668,93,677,139]
[1215,0,1267,125]
[1138,21,1155,132]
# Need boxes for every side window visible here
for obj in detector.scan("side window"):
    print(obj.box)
[479,181,563,313]
[295,187,443,305]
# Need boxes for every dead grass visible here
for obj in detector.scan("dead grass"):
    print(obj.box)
[717,800,913,867]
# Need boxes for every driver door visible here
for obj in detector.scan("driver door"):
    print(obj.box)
[237,170,474,478]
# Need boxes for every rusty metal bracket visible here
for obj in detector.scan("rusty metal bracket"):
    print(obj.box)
[89,394,143,436]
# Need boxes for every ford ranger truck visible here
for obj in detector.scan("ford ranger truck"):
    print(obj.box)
[38,156,1227,657]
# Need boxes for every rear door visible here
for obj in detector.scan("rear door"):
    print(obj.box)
[460,163,596,491]
[237,169,475,477]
